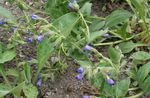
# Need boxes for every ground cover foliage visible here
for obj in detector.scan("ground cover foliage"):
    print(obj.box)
[0,0,150,98]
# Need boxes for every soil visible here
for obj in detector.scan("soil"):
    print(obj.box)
[91,0,130,17]
[41,61,99,98]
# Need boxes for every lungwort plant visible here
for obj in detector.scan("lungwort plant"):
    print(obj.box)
[0,0,150,98]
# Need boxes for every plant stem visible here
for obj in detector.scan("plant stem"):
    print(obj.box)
[92,48,116,69]
[94,31,146,46]
[78,11,90,41]
[128,87,139,91]
[126,92,143,98]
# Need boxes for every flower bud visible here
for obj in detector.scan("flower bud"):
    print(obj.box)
[84,45,92,51]
[103,33,110,38]
[31,14,39,20]
[36,78,42,87]
[107,78,115,85]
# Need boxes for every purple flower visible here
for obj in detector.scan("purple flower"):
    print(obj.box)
[72,0,77,3]
[103,33,110,38]
[31,14,39,20]
[27,38,33,43]
[75,74,82,80]
[28,32,33,35]
[82,95,89,98]
[107,78,115,85]
[68,2,73,10]
[12,28,17,31]
[0,21,5,25]
[84,45,92,51]
[67,0,79,11]
[36,78,42,87]
[37,35,43,42]
[28,56,32,61]
[76,67,84,73]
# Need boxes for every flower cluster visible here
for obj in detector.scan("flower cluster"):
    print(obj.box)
[27,34,43,43]
[27,16,44,43]
[75,67,84,80]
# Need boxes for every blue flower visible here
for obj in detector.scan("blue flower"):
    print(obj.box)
[31,14,39,20]
[76,67,84,73]
[72,0,77,3]
[103,33,110,38]
[67,0,79,11]
[75,74,82,80]
[0,21,5,25]
[12,28,17,31]
[37,35,43,42]
[68,2,73,10]
[27,38,33,43]
[28,56,32,61]
[28,32,33,35]
[107,78,115,85]
[84,45,92,51]
[82,95,89,98]
[36,78,42,87]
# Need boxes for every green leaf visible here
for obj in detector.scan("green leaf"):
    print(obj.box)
[141,76,150,94]
[0,51,16,64]
[5,69,19,77]
[137,62,150,94]
[132,51,150,61]
[45,0,68,18]
[103,82,115,97]
[115,22,132,40]
[89,20,105,32]
[52,12,80,37]
[23,63,32,83]
[80,2,92,16]
[115,79,130,97]
[0,84,11,97]
[108,47,122,65]
[76,60,92,67]
[119,41,147,53]
[130,0,145,17]
[0,6,16,22]
[23,84,38,98]
[88,29,108,43]
[105,10,132,28]
[11,82,25,98]
[37,38,54,71]
[0,82,25,97]
[136,62,150,85]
